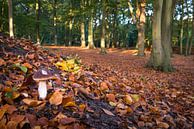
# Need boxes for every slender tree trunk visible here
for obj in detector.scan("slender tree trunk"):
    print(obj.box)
[53,0,57,45]
[81,22,86,47]
[80,0,86,48]
[8,0,14,38]
[185,0,190,56]
[100,0,106,54]
[188,0,194,55]
[87,16,95,49]
[0,0,5,32]
[87,0,95,49]
[35,0,40,45]
[179,0,184,55]
[112,1,118,48]
[136,0,146,56]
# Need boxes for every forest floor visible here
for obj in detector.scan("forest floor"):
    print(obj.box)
[0,35,193,129]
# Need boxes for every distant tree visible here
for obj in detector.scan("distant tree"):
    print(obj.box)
[35,0,41,45]
[80,0,86,48]
[100,0,107,54]
[53,0,57,45]
[8,0,14,38]
[148,0,176,72]
[128,0,146,56]
[87,0,95,49]
[179,0,184,55]
[188,0,194,55]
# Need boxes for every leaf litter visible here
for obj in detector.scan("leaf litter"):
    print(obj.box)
[0,35,193,129]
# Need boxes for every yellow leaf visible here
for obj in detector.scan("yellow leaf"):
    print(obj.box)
[64,101,76,107]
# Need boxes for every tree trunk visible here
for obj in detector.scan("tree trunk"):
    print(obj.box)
[136,0,146,56]
[179,0,184,55]
[148,0,174,72]
[0,0,5,32]
[112,1,118,48]
[35,0,40,45]
[80,0,86,48]
[188,0,194,55]
[53,0,57,45]
[161,0,174,71]
[87,0,95,49]
[81,22,86,47]
[100,0,106,54]
[8,0,14,38]
[148,0,163,68]
[185,0,190,56]
[87,16,95,49]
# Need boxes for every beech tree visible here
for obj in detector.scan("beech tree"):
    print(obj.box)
[8,0,14,38]
[35,0,40,45]
[148,0,176,72]
[128,0,146,56]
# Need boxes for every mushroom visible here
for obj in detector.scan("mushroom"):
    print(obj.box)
[33,69,57,99]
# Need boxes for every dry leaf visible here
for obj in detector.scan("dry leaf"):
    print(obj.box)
[2,104,17,114]
[22,99,43,107]
[125,95,133,105]
[10,114,25,123]
[100,82,109,91]
[106,93,116,102]
[49,91,63,105]
[7,121,18,129]
[59,117,76,125]
[64,101,76,107]
[102,108,115,116]
[0,109,7,120]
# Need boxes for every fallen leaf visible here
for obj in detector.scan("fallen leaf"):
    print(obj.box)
[100,82,109,91]
[7,121,18,129]
[22,63,33,69]
[79,104,86,112]
[157,121,169,129]
[106,93,116,102]
[49,91,63,105]
[2,104,17,114]
[130,94,141,102]
[102,108,115,116]
[0,58,6,66]
[125,94,133,105]
[10,114,25,123]
[22,99,43,107]
[137,121,145,127]
[64,101,76,107]
[0,109,7,120]
[59,117,76,125]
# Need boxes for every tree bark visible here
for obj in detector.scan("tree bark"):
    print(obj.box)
[179,0,184,55]
[87,0,95,49]
[53,0,57,45]
[185,0,190,56]
[80,0,86,48]
[35,0,40,45]
[148,0,163,68]
[161,0,174,71]
[81,22,86,47]
[136,0,146,56]
[100,0,106,54]
[0,0,5,32]
[148,0,174,72]
[188,0,194,55]
[8,0,14,38]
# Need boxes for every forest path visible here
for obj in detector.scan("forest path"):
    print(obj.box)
[44,46,194,75]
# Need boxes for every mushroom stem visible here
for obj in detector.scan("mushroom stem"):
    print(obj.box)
[38,81,47,99]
